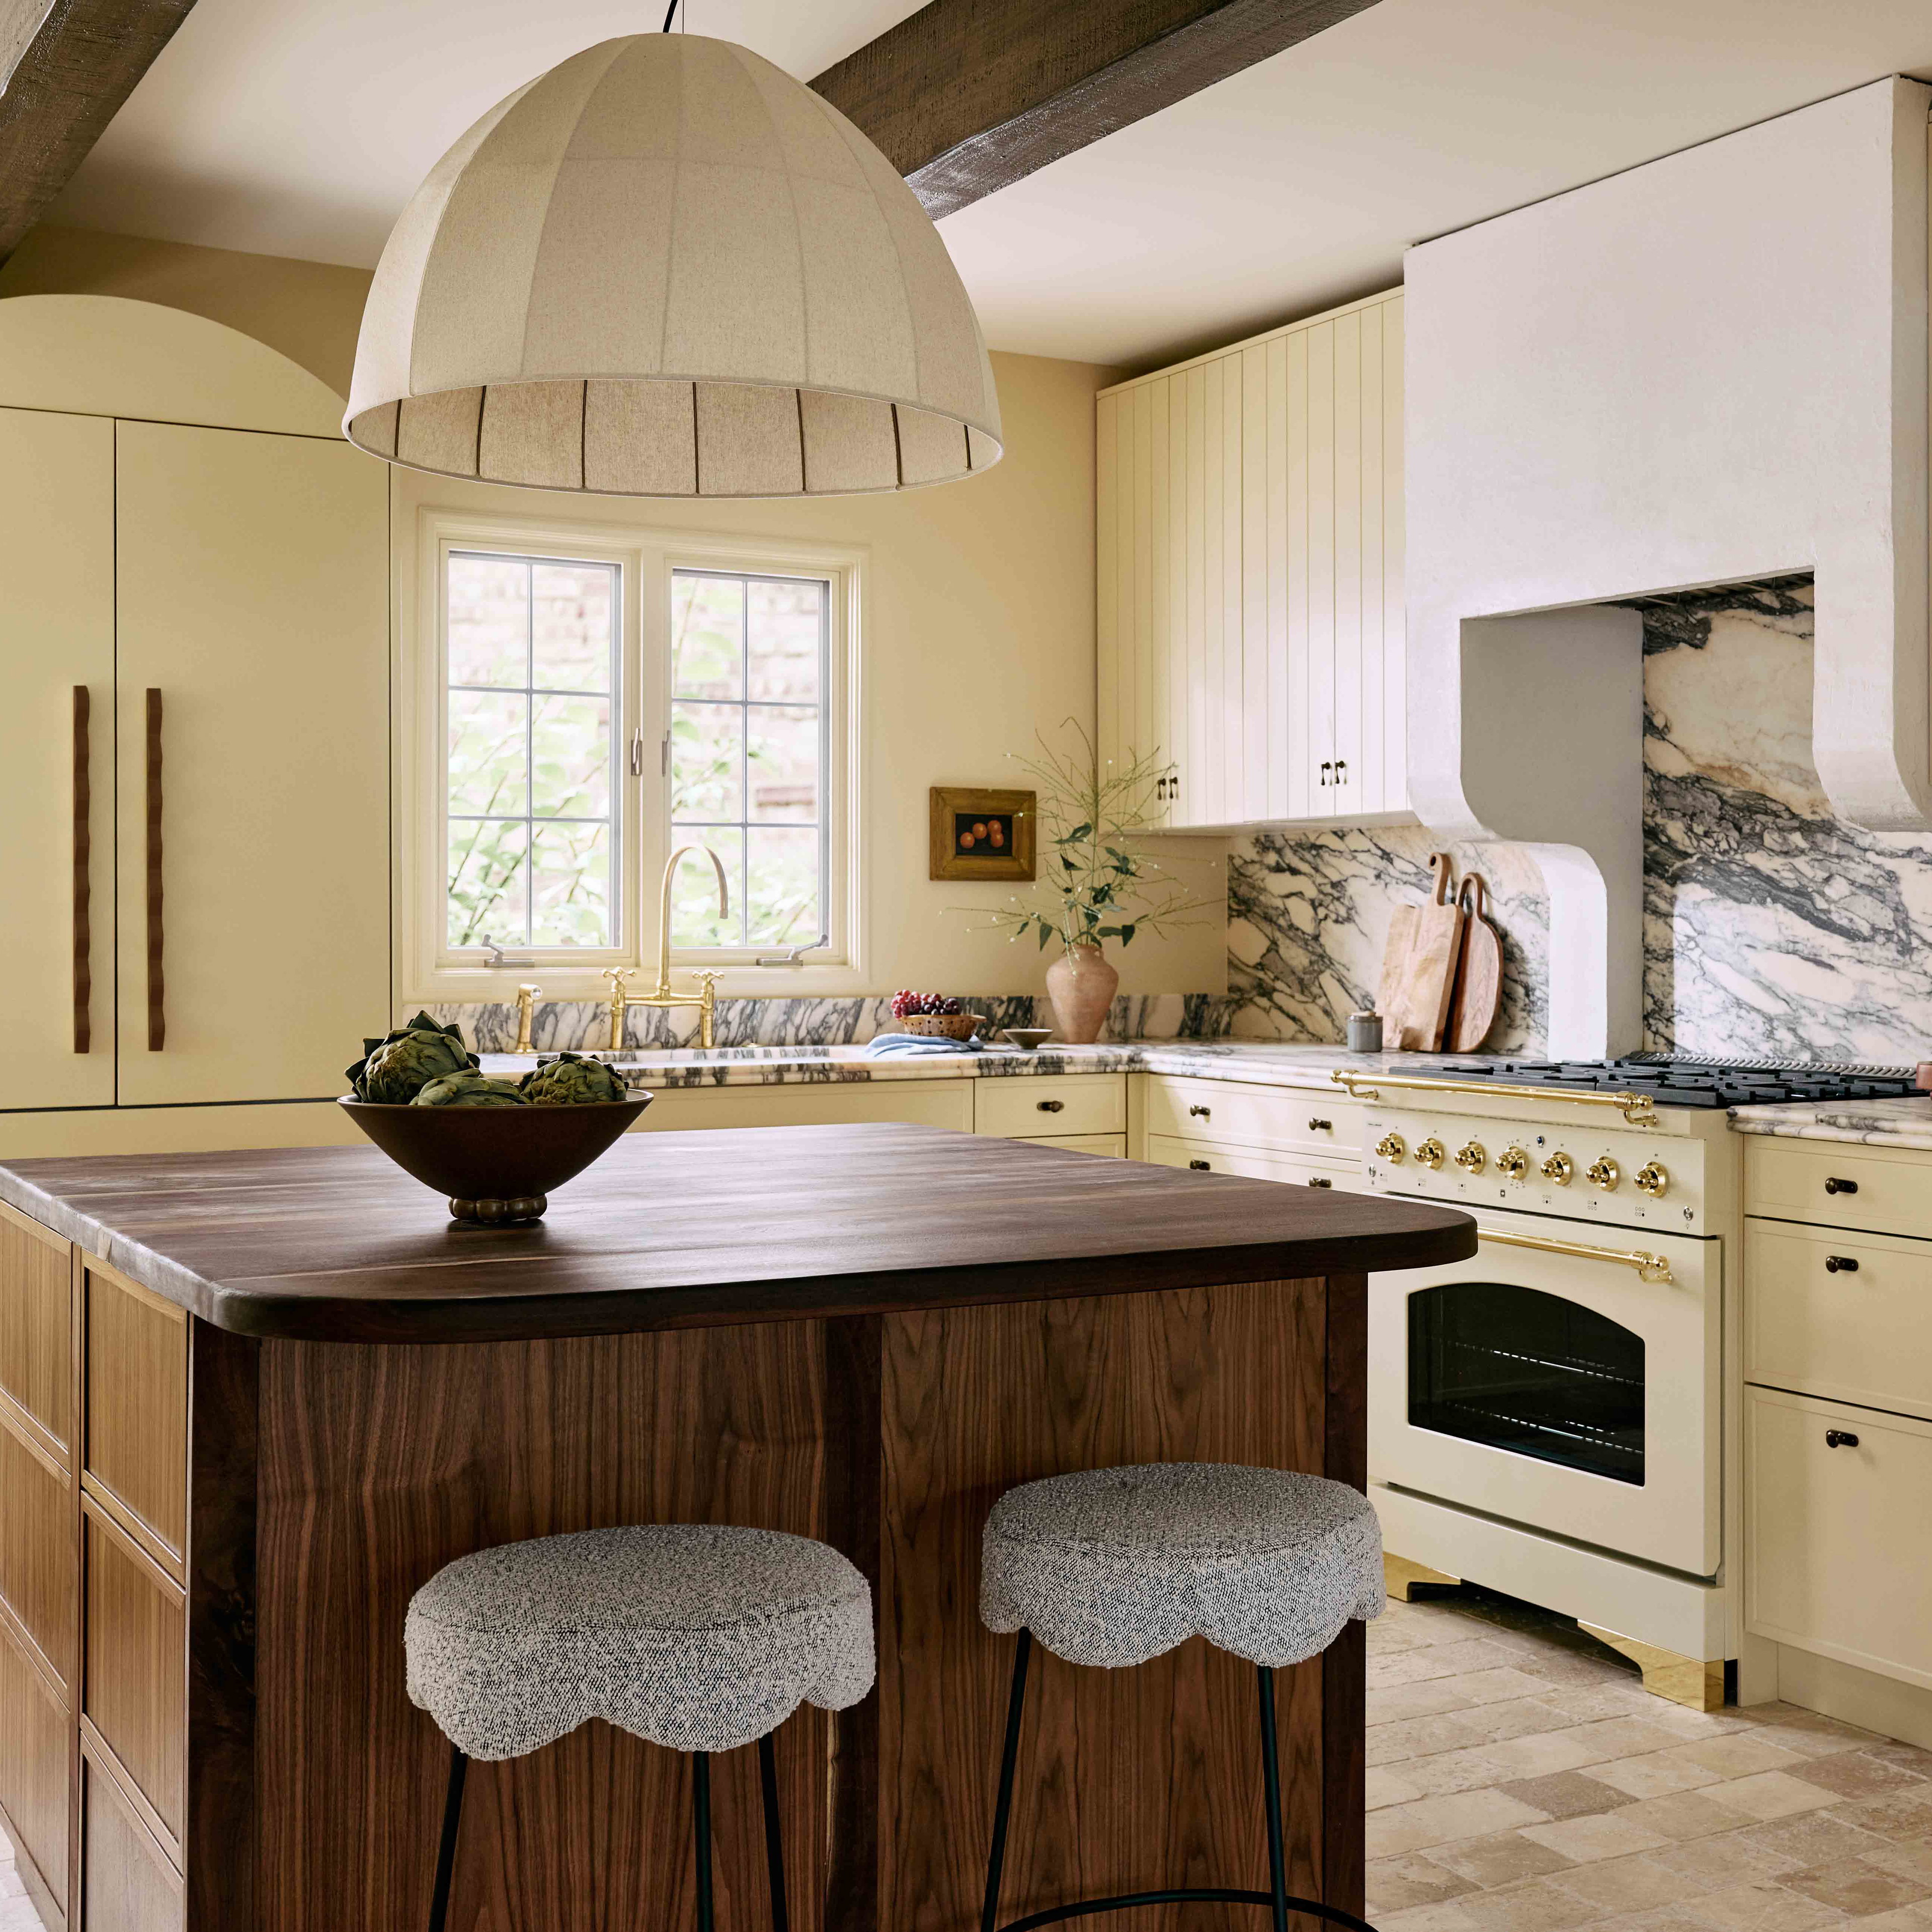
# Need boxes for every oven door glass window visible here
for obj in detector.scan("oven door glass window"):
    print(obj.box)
[1407,1283,1644,1485]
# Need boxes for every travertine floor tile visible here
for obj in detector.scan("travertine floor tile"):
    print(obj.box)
[1410,1746,1539,1799]
[1372,1766,1430,1809]
[1456,1878,1604,1931]
[1551,1850,1717,1911]
[1679,1880,1848,1931]
[1370,1789,1557,1858]
[1367,1853,1484,1911]
[1667,1738,1813,1781]
[1739,1812,1896,1870]
[1594,1752,1729,1798]
[1499,1773,1638,1821]
[1520,1811,1677,1864]
[1432,1832,1585,1888]
[1794,1757,1932,1802]
[1713,1775,1847,1823]
[1615,1792,1758,1843]
[1483,1732,1623,1779]
[1777,1858,1932,1917]
[1827,1793,1932,1843]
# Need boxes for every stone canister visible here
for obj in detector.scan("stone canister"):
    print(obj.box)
[1347,1008,1384,1054]
[1044,943,1119,1045]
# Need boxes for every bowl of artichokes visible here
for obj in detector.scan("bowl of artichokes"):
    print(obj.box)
[340,1014,652,1225]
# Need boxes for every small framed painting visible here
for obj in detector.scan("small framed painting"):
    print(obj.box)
[929,786,1036,881]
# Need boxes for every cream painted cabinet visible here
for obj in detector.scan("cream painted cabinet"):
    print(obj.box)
[0,408,117,1111]
[114,424,388,1105]
[1097,289,1404,831]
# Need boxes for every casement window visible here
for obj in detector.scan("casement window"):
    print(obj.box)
[400,514,862,999]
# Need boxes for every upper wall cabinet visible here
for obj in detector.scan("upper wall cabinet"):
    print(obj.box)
[0,297,388,1115]
[1097,289,1405,832]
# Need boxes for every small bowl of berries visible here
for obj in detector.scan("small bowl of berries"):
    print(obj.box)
[889,990,984,1041]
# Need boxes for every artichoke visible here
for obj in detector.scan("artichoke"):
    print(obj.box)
[411,1070,530,1108]
[520,1052,629,1106]
[348,1011,478,1104]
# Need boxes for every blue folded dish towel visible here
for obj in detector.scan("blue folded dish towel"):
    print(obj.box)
[864,1032,985,1057]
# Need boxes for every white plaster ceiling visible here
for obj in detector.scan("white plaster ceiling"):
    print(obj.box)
[49,0,1932,372]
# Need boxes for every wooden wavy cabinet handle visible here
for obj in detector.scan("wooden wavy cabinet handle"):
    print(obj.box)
[72,687,91,1053]
[146,688,165,1051]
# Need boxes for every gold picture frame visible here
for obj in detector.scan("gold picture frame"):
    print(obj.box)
[929,786,1035,881]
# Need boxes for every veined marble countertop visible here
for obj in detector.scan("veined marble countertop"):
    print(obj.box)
[1728,1096,1932,1151]
[477,1039,1498,1092]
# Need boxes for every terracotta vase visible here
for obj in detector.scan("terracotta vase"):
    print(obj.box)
[1044,943,1119,1045]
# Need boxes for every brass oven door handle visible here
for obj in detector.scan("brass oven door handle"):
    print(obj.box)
[146,687,165,1051]
[1480,1227,1674,1284]
[1331,1069,1659,1128]
[73,687,91,1053]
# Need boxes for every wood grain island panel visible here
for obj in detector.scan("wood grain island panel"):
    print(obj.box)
[0,1123,1472,1931]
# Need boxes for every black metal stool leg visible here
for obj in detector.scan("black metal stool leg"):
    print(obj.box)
[1257,1666,1290,1932]
[981,1628,1033,1932]
[427,1743,468,1932]
[693,1751,716,1932]
[759,1731,791,1932]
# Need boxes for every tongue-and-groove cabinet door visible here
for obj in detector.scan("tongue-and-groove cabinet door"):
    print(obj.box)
[114,421,388,1106]
[0,407,116,1111]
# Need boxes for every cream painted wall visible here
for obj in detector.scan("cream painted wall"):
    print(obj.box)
[4,223,1225,1003]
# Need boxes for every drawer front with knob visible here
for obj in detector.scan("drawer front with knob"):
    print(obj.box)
[1744,1219,1932,1421]
[1746,1385,1932,1690]
[1745,1139,1932,1240]
[975,1075,1124,1141]
[1142,1078,1360,1158]
[1146,1134,1361,1193]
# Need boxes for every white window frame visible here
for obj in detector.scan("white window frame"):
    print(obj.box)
[397,505,866,1005]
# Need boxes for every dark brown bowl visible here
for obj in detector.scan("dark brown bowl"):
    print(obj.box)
[338,1095,654,1225]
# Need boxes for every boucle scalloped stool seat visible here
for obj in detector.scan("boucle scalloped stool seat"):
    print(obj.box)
[405,1523,873,1932]
[978,1463,1385,1932]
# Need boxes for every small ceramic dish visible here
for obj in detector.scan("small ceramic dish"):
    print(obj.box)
[1001,1028,1054,1051]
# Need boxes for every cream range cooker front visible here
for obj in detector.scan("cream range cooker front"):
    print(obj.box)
[1349,1076,1743,1682]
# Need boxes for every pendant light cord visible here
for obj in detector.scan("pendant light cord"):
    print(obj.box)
[661,0,679,28]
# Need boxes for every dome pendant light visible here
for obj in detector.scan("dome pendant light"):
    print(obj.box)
[345,30,1001,497]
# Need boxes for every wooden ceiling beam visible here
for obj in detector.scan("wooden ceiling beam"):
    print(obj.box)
[813,0,1381,220]
[0,0,197,260]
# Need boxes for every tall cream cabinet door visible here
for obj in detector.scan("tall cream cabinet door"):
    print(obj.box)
[0,408,117,1111]
[114,422,389,1105]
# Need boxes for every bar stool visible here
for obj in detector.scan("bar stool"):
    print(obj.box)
[977,1462,1385,1932]
[405,1522,873,1932]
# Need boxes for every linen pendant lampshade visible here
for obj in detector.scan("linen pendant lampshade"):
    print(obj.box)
[345,33,1002,498]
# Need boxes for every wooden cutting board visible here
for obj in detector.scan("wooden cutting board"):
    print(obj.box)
[1387,852,1466,1051]
[1378,903,1420,1033]
[1446,872,1503,1053]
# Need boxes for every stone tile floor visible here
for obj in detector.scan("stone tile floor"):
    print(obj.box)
[3,1584,1925,1932]
[1369,1586,1932,1932]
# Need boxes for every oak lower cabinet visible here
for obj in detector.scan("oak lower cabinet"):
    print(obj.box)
[0,294,388,1137]
[0,1200,199,1931]
[1097,288,1405,831]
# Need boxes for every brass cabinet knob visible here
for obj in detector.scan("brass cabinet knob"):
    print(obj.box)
[1634,1160,1668,1198]
[1496,1147,1529,1181]
[1454,1141,1487,1174]
[1586,1155,1621,1190]
[1375,1133,1406,1162]
[1414,1138,1446,1170]
[1541,1152,1574,1185]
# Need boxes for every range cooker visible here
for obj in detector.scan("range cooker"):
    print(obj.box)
[1333,1057,1917,1709]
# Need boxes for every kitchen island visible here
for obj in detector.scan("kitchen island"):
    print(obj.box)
[0,1123,1473,1932]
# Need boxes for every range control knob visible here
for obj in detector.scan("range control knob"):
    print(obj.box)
[1634,1161,1669,1198]
[1414,1137,1446,1171]
[1587,1155,1621,1190]
[1454,1141,1487,1174]
[1496,1146,1530,1181]
[1375,1133,1406,1162]
[1541,1152,1574,1186]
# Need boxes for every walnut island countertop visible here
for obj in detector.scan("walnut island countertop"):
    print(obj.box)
[0,1123,1472,1932]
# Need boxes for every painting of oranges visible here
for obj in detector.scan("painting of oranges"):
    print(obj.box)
[928,785,1036,881]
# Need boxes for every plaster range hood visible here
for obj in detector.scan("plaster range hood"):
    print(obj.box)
[1402,76,1931,1059]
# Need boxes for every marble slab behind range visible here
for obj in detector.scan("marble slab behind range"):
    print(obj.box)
[429,991,1241,1054]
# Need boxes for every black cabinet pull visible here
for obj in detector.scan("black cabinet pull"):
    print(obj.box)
[1307,1117,1332,1132]
[1824,1176,1859,1195]
[1188,1159,1211,1171]
[1824,1255,1860,1273]
[1824,1429,1860,1448]
[1188,1104,1211,1118]
[1036,1099,1064,1113]
[1307,1176,1333,1189]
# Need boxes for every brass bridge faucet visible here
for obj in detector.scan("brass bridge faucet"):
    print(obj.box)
[604,845,728,1051]
[513,983,541,1055]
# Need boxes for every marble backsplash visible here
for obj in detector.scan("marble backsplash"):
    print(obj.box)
[1227,830,1551,1054]
[1640,576,1932,1064]
[428,991,1240,1054]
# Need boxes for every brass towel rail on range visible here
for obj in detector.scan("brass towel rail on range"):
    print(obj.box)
[1330,1070,1659,1127]
[1480,1227,1674,1284]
